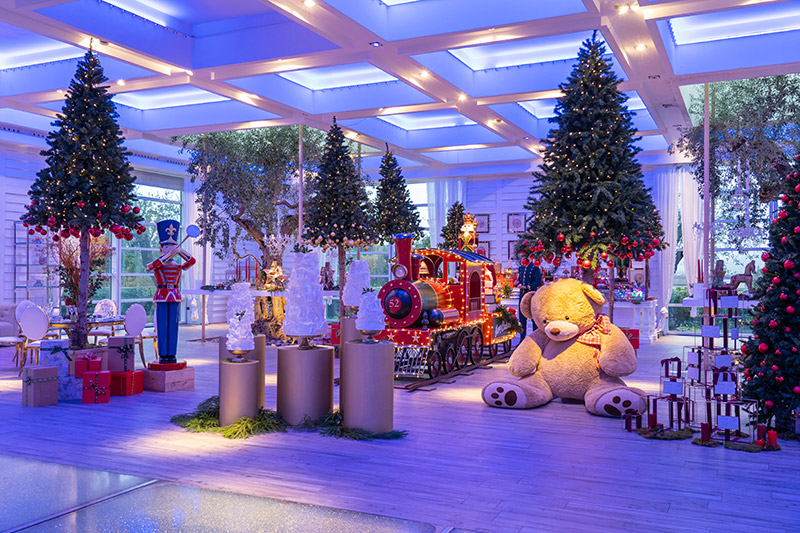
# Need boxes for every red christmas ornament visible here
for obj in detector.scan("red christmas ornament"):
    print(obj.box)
[632,241,639,247]
[741,344,748,354]
[133,206,140,214]
[788,306,796,314]
[777,376,785,382]
[52,235,59,242]
[782,194,790,202]
[621,236,629,245]
[121,205,131,213]
[795,273,800,279]
[581,259,592,269]
[27,229,34,235]
[652,238,660,246]
[759,343,769,353]
[607,261,614,268]
[772,276,781,285]
[637,254,644,261]
[533,259,541,267]
[600,252,608,260]
[759,372,764,377]
[780,210,789,219]
[521,259,530,266]
[765,401,773,409]
[77,202,85,209]
[96,212,102,218]
[762,266,769,273]
[786,327,792,333]
[557,234,565,241]
[781,293,788,300]
[782,236,789,244]
[772,365,779,371]
[98,201,105,207]
[769,320,778,328]
[794,386,800,394]
[762,252,770,261]
[785,260,796,270]
[796,227,800,233]
[590,232,596,238]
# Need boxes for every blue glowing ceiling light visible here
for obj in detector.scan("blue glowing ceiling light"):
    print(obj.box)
[377,110,476,130]
[113,87,227,109]
[669,2,800,45]
[278,62,396,90]
[448,31,594,71]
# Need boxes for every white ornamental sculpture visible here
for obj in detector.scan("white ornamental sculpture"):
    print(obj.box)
[342,259,371,310]
[283,251,327,343]
[356,289,386,342]
[226,282,255,355]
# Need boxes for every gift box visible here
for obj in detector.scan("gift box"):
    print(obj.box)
[619,327,640,350]
[82,371,111,404]
[74,354,102,379]
[58,376,83,402]
[107,336,136,373]
[39,339,71,377]
[110,370,144,396]
[22,366,58,407]
[624,411,642,432]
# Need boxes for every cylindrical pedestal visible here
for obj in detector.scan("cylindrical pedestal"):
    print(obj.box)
[339,316,364,412]
[277,345,334,426]
[219,335,266,408]
[342,340,394,434]
[219,359,260,426]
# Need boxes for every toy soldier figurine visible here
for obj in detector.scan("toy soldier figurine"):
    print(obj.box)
[146,219,196,364]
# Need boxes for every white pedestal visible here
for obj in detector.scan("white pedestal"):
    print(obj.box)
[605,300,658,344]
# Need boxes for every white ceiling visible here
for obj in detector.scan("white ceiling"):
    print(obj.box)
[1,0,800,179]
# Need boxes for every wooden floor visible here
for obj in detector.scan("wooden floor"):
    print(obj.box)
[1,327,798,533]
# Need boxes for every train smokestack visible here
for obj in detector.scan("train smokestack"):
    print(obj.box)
[393,233,413,280]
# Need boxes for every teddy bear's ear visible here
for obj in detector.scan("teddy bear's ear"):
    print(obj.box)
[520,291,535,320]
[582,284,606,305]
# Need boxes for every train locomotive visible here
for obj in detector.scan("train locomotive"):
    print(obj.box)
[375,234,516,378]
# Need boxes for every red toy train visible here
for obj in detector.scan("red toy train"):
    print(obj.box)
[375,234,516,378]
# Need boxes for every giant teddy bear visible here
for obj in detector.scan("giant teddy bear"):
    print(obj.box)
[482,278,646,416]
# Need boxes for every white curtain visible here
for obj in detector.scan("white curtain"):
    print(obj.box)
[426,177,465,246]
[651,167,680,313]
[680,168,703,293]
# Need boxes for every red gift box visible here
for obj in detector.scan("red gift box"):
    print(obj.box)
[22,366,59,407]
[110,371,144,396]
[82,371,111,404]
[619,327,640,350]
[331,323,341,345]
[74,354,102,379]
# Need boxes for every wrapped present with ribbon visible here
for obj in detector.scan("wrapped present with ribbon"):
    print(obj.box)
[58,376,83,402]
[22,366,58,407]
[110,370,144,396]
[82,371,111,404]
[74,353,102,379]
[39,339,72,377]
[623,410,642,432]
[107,336,136,373]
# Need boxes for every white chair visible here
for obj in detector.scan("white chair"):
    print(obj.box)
[99,303,154,366]
[0,302,24,366]
[19,306,50,373]
[89,299,118,344]
[15,300,60,341]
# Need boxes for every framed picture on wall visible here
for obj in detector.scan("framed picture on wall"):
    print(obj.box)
[507,213,526,233]
[475,214,490,233]
[476,241,491,258]
[508,240,519,260]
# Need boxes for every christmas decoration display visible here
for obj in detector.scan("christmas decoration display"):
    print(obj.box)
[440,201,465,249]
[107,337,136,373]
[283,251,326,339]
[741,155,800,429]
[373,147,423,245]
[342,260,371,310]
[482,279,644,416]
[49,235,113,311]
[82,370,111,404]
[374,234,514,379]
[110,370,144,396]
[73,353,102,378]
[145,220,197,364]
[725,260,755,293]
[516,34,665,282]
[39,339,82,401]
[264,261,289,291]
[22,50,143,347]
[356,289,386,334]
[303,118,374,317]
[459,213,477,252]
[226,282,256,354]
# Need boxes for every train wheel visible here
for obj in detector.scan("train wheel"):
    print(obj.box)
[470,328,484,365]
[442,346,456,374]
[488,342,499,359]
[426,350,442,378]
[455,331,470,369]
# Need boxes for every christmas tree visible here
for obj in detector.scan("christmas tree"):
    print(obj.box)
[742,155,800,429]
[518,33,665,277]
[303,118,374,316]
[440,201,465,249]
[373,147,422,245]
[22,50,143,348]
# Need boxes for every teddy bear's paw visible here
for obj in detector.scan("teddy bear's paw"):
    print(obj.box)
[482,382,526,408]
[595,388,646,417]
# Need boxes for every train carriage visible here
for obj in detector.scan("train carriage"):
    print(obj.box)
[375,234,516,378]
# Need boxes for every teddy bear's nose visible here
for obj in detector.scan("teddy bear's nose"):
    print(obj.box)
[549,327,561,335]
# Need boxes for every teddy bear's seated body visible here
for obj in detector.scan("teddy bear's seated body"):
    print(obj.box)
[482,278,646,417]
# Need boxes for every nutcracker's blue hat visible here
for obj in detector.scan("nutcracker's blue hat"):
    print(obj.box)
[156,219,180,245]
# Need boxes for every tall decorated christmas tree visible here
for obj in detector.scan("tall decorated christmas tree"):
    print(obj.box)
[742,155,800,429]
[518,34,665,281]
[22,50,143,348]
[440,201,465,249]
[303,118,374,316]
[373,147,422,245]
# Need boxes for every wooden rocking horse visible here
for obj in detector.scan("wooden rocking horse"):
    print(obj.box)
[726,260,755,292]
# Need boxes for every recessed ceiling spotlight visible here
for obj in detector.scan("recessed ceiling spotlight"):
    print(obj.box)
[303,0,316,7]
[420,70,429,78]
[116,79,125,86]
[648,74,661,79]
[458,93,467,101]
[523,136,530,140]
[494,118,503,123]
[99,40,109,46]
[616,4,630,14]
[634,43,647,51]
[370,41,383,47]
[56,89,64,94]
